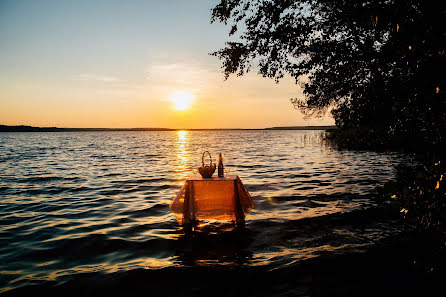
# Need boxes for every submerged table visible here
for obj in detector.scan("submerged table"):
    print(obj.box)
[170,175,254,225]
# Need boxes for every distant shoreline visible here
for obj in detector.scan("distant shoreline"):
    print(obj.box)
[0,125,337,132]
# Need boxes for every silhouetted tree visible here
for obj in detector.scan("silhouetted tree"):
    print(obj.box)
[211,0,446,149]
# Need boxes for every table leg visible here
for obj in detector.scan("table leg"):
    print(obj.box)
[234,180,245,224]
[183,181,191,225]
[189,181,196,222]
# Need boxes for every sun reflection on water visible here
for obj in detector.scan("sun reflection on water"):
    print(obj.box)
[175,130,190,182]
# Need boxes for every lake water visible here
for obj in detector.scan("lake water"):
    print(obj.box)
[0,130,417,296]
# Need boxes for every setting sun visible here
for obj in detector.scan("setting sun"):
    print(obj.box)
[170,91,194,111]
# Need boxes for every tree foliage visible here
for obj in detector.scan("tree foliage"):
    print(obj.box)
[211,0,446,149]
[378,156,445,229]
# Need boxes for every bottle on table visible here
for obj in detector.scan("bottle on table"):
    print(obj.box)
[218,153,224,177]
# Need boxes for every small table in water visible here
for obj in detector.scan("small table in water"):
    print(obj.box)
[170,175,254,226]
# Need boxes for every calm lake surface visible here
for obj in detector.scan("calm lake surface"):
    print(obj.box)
[0,130,416,295]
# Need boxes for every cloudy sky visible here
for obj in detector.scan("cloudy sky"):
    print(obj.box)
[0,0,334,128]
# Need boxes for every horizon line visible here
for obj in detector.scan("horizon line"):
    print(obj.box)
[0,124,337,132]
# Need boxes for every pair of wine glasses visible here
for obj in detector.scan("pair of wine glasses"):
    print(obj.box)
[192,168,231,176]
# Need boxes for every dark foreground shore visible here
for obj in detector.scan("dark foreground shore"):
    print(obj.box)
[4,227,445,297]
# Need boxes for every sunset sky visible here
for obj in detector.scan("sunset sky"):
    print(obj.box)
[0,0,334,129]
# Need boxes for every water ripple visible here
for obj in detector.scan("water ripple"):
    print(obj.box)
[0,130,411,293]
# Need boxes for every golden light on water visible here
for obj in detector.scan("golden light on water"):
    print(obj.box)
[175,130,190,181]
[177,130,187,141]
[177,131,188,163]
[170,91,194,110]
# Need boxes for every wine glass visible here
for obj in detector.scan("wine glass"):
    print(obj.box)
[224,168,231,176]
[192,169,198,176]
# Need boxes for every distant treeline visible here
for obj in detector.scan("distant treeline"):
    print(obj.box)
[265,126,337,130]
[0,125,336,132]
[0,125,174,132]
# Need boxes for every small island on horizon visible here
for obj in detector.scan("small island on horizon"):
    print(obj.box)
[0,124,337,132]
